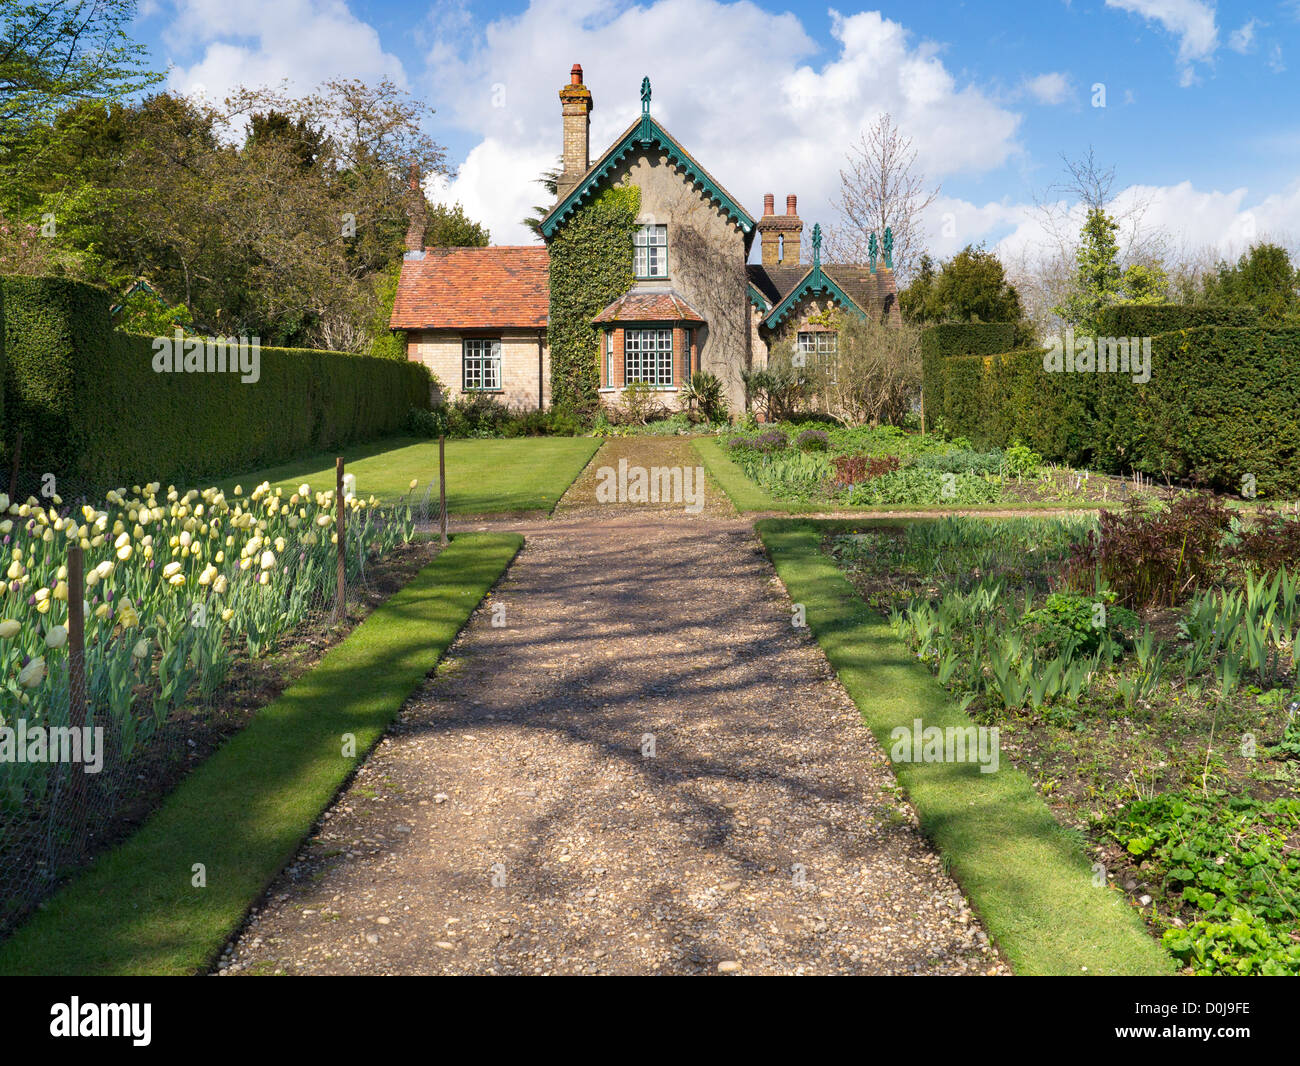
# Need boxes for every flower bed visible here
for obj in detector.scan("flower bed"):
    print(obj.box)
[830,504,1300,974]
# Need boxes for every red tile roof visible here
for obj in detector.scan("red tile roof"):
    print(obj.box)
[592,289,705,324]
[390,246,549,330]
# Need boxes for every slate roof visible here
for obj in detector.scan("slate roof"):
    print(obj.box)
[390,247,549,330]
[746,263,898,320]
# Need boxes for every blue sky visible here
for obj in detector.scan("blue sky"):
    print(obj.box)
[133,0,1300,260]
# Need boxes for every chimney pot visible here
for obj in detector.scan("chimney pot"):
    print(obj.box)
[571,64,583,85]
[763,193,774,216]
[786,194,798,216]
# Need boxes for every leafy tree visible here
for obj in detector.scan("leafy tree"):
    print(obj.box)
[111,285,192,335]
[1054,207,1168,335]
[522,164,562,238]
[900,244,1034,342]
[245,111,327,170]
[1202,243,1299,322]
[0,0,159,165]
[426,201,489,247]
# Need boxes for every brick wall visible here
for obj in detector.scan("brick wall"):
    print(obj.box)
[407,329,550,409]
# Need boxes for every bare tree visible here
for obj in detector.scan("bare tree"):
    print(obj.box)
[829,114,939,281]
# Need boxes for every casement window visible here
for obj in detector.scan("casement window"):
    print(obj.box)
[634,224,668,278]
[797,331,838,358]
[797,331,838,382]
[683,329,693,382]
[462,338,502,391]
[605,331,614,387]
[624,328,674,387]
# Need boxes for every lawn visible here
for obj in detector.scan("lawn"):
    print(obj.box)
[218,436,601,514]
[0,533,523,976]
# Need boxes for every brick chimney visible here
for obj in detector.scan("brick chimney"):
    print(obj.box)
[756,193,803,267]
[403,160,426,254]
[556,64,593,202]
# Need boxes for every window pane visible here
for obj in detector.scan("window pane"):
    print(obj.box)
[463,338,501,391]
[635,225,668,277]
[624,328,674,385]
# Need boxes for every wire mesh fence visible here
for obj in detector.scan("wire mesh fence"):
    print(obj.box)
[0,456,437,938]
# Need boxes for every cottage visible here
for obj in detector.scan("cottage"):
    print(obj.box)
[391,65,898,415]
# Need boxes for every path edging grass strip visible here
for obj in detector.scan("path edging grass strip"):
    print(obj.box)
[755,518,1175,976]
[692,437,779,512]
[0,532,523,976]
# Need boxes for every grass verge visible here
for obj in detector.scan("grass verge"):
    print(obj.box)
[220,436,601,514]
[755,518,1175,976]
[0,532,523,976]
[691,437,779,512]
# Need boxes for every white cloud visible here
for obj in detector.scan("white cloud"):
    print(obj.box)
[426,0,1023,244]
[163,0,408,102]
[1021,72,1073,105]
[1104,0,1219,85]
[924,179,1300,267]
[1228,18,1260,53]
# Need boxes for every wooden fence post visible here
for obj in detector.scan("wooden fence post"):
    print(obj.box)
[335,457,346,621]
[439,435,448,546]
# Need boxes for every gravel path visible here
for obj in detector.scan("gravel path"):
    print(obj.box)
[220,440,1006,976]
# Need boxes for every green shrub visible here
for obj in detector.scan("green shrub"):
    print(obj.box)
[1,275,431,492]
[909,449,1004,476]
[681,370,729,423]
[1019,591,1137,657]
[1003,440,1043,477]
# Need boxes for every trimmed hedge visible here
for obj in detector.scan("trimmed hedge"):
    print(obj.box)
[937,327,1300,496]
[920,322,1016,429]
[1094,304,1262,337]
[2,275,432,492]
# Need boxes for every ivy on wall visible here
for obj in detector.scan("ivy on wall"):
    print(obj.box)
[547,185,640,413]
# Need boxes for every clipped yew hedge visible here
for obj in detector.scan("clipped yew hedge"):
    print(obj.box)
[936,327,1300,496]
[2,275,432,492]
[1094,304,1261,337]
[920,322,1016,429]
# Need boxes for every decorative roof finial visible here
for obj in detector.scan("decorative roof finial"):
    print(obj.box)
[868,231,879,274]
[883,226,894,270]
[812,223,822,269]
[641,77,651,116]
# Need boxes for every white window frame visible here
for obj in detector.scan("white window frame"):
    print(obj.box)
[634,224,668,279]
[797,331,838,383]
[604,331,614,389]
[624,328,674,387]
[462,338,502,391]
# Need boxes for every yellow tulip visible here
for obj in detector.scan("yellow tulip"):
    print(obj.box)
[18,657,45,688]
